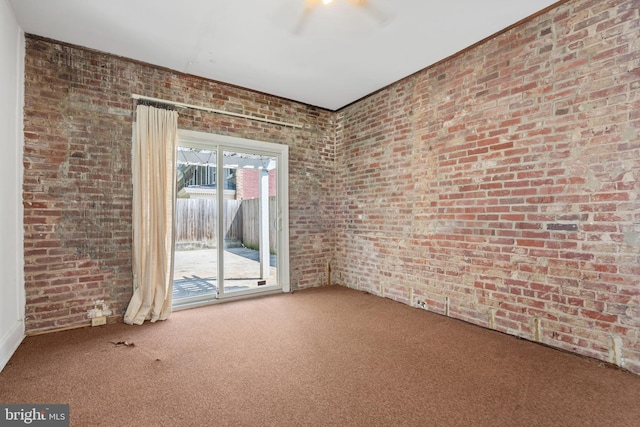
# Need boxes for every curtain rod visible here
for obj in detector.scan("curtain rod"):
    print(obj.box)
[131,94,303,129]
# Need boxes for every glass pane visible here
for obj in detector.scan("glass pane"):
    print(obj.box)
[223,150,278,294]
[172,147,218,302]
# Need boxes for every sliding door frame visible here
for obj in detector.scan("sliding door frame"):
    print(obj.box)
[175,129,290,307]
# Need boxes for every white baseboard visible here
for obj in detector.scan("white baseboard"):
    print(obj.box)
[0,320,25,372]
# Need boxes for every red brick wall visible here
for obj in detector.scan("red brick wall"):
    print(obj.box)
[23,37,335,333]
[335,0,640,374]
[236,169,277,200]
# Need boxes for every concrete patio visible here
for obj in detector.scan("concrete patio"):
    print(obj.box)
[172,247,277,301]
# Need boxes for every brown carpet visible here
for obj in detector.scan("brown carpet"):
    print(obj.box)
[1,285,639,426]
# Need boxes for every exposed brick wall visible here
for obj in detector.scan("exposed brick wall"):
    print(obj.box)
[236,169,277,200]
[23,37,335,333]
[335,0,640,374]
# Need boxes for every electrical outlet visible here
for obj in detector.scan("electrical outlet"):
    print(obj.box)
[91,316,107,327]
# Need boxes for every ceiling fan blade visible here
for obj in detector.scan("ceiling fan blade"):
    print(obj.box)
[293,0,322,35]
[361,1,393,25]
[346,0,392,25]
[292,0,392,35]
[293,8,311,34]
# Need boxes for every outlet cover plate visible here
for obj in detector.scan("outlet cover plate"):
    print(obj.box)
[91,316,107,327]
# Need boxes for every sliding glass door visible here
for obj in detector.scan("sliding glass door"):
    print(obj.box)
[173,146,219,302]
[221,150,279,296]
[172,131,289,308]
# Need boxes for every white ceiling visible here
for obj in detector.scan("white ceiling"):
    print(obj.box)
[9,0,560,110]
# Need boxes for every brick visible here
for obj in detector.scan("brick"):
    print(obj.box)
[581,309,617,323]
[546,223,579,231]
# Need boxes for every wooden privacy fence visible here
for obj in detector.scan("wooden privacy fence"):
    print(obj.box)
[174,197,276,252]
[241,197,277,252]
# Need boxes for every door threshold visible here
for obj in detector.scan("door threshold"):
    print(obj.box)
[172,288,286,312]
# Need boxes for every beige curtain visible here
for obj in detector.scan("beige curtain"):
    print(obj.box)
[124,104,178,325]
